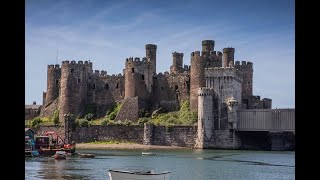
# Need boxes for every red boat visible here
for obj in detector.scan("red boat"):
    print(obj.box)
[53,151,67,159]
[35,131,76,156]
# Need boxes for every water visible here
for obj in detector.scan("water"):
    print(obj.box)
[25,149,295,180]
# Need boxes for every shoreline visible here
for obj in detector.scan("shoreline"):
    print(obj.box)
[76,143,189,150]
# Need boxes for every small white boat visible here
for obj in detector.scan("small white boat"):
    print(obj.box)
[108,170,170,180]
[53,151,67,159]
[142,152,157,155]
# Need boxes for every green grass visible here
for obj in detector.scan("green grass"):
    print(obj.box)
[85,140,135,144]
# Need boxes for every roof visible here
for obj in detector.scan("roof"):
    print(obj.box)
[25,128,35,134]
[25,105,41,109]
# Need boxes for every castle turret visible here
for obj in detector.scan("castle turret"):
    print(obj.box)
[196,87,214,149]
[223,47,235,67]
[235,61,253,99]
[124,66,138,98]
[190,51,205,112]
[202,40,215,54]
[59,61,88,121]
[170,52,183,74]
[227,97,239,129]
[45,64,61,105]
[146,44,157,76]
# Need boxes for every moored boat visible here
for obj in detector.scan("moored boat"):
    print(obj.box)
[108,170,170,180]
[78,153,95,158]
[142,152,157,155]
[53,151,67,159]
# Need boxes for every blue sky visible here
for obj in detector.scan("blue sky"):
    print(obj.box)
[25,0,295,108]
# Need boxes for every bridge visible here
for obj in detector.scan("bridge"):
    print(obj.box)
[236,108,295,150]
[237,109,295,133]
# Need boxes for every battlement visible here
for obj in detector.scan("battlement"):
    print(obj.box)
[125,57,146,68]
[191,51,201,57]
[198,87,214,96]
[172,52,184,57]
[223,47,235,53]
[205,67,243,82]
[61,60,90,66]
[234,61,253,68]
[48,64,60,69]
[145,44,157,50]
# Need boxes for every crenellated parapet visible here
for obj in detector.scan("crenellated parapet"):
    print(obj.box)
[197,87,215,96]
[205,67,243,82]
[234,61,253,69]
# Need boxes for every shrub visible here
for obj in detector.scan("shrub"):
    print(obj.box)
[85,113,94,121]
[31,117,42,128]
[101,120,108,126]
[76,119,89,127]
[52,110,59,125]
[109,112,116,120]
[137,117,150,125]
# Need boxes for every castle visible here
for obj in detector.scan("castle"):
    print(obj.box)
[39,40,271,126]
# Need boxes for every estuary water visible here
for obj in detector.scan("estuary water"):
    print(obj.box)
[25,149,295,180]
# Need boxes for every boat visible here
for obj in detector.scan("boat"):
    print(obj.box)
[53,151,67,159]
[142,152,157,155]
[108,170,170,180]
[35,131,76,156]
[78,153,95,158]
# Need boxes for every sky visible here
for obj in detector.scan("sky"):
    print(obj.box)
[25,0,295,108]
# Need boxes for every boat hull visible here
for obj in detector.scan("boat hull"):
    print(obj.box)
[108,170,170,180]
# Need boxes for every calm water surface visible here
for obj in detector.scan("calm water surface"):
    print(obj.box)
[25,149,295,180]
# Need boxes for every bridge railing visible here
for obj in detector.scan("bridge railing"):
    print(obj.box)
[237,109,295,132]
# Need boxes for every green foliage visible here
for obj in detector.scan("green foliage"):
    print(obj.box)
[52,110,59,125]
[101,120,108,126]
[109,112,116,120]
[76,119,89,127]
[85,113,94,121]
[123,120,132,126]
[106,102,122,120]
[31,117,42,128]
[137,117,150,125]
[150,100,198,126]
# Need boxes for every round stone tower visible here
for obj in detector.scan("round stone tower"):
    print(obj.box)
[241,61,253,98]
[45,64,61,105]
[202,40,215,55]
[190,51,205,112]
[196,87,214,149]
[223,47,235,67]
[124,62,138,98]
[171,52,183,74]
[145,44,157,76]
[59,60,88,121]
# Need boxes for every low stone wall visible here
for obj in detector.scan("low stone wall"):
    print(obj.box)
[72,125,144,143]
[151,125,197,148]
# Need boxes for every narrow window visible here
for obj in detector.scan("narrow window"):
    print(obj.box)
[161,86,164,91]
[131,68,134,73]
[142,75,145,80]
[56,80,59,85]
[71,69,74,73]
[175,85,178,91]
[116,83,119,89]
[77,78,81,83]
[93,84,96,89]
[105,83,109,90]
